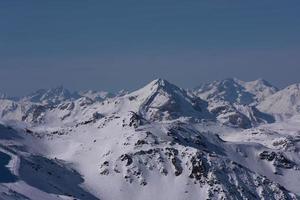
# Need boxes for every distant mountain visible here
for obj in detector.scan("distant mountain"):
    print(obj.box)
[258,83,300,119]
[79,90,115,101]
[21,86,80,105]
[194,78,278,105]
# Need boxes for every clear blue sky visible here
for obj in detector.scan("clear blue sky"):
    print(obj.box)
[1,0,300,96]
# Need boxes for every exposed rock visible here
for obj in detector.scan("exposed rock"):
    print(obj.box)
[259,151,295,169]
[120,154,133,166]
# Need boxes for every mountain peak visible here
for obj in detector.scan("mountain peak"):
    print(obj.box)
[134,79,179,97]
[148,78,172,89]
[127,79,210,121]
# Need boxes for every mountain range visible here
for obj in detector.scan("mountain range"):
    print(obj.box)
[0,78,300,200]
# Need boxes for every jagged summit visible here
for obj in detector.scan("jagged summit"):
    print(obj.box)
[21,85,80,105]
[134,78,177,93]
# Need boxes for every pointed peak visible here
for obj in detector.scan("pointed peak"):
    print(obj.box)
[139,79,178,93]
[149,78,171,87]
[130,78,186,101]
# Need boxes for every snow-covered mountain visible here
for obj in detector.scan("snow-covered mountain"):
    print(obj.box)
[123,79,211,121]
[258,83,300,119]
[194,78,278,105]
[193,78,277,128]
[238,78,278,103]
[0,78,299,200]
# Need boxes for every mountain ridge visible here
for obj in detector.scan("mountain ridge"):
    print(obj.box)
[0,78,299,200]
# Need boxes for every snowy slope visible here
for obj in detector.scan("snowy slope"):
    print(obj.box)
[0,123,98,200]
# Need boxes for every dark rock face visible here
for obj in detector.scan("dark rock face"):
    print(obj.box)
[22,105,49,123]
[120,154,133,166]
[164,148,182,176]
[273,154,294,169]
[189,155,207,181]
[259,151,276,161]
[128,112,145,128]
[58,102,75,111]
[92,112,103,120]
[134,139,148,146]
[259,151,295,169]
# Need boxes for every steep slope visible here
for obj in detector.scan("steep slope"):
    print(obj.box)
[258,83,300,119]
